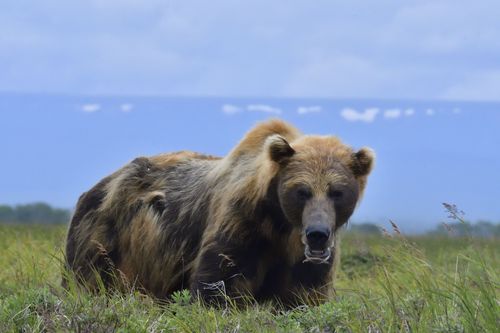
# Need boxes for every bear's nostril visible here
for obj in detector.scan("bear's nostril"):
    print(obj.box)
[306,230,329,242]
[305,225,330,249]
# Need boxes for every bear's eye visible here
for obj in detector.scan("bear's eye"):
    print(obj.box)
[328,189,343,200]
[296,187,312,201]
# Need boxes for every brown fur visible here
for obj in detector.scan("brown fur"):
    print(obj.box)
[64,119,374,306]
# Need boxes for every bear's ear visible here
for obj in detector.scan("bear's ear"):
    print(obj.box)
[266,135,295,164]
[351,147,375,176]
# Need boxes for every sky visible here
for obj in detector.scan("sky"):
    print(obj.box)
[1,0,500,100]
[1,95,500,233]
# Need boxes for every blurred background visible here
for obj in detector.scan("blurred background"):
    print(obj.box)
[1,0,499,235]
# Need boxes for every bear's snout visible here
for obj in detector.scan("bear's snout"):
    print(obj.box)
[305,224,330,250]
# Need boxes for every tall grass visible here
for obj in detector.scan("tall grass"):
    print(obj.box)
[0,224,498,332]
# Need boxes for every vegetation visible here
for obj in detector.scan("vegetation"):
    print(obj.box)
[0,203,70,224]
[345,223,382,236]
[430,220,500,238]
[0,221,498,332]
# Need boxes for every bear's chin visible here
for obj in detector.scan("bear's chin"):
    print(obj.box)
[303,246,332,264]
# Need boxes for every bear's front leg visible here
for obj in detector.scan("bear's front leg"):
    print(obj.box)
[190,237,262,306]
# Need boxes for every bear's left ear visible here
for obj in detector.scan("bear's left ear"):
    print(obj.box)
[351,147,375,176]
[266,135,295,164]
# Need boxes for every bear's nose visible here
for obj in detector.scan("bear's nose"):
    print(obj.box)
[305,225,331,250]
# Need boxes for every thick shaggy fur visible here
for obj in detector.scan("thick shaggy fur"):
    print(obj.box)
[65,119,374,306]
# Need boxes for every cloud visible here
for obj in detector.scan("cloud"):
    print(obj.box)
[283,55,391,98]
[297,106,322,115]
[340,108,379,123]
[81,104,101,113]
[2,1,500,100]
[426,109,435,116]
[441,71,500,101]
[221,104,242,115]
[120,103,134,112]
[404,108,415,116]
[247,104,282,114]
[384,109,401,119]
[222,103,282,115]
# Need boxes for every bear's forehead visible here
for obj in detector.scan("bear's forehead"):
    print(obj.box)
[282,157,355,193]
[291,136,354,166]
[284,158,352,182]
[279,136,357,191]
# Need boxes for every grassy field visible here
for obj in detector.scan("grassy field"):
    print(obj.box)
[0,224,498,332]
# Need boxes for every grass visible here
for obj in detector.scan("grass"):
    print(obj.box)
[0,224,498,332]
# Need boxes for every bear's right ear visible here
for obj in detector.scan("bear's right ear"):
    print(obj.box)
[266,135,295,164]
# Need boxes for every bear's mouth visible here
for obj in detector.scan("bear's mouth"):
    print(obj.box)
[303,246,332,264]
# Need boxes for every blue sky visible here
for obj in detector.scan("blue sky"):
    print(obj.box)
[1,0,500,100]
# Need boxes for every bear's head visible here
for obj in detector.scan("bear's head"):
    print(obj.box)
[266,134,374,264]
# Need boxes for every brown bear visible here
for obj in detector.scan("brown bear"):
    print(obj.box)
[64,119,374,306]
